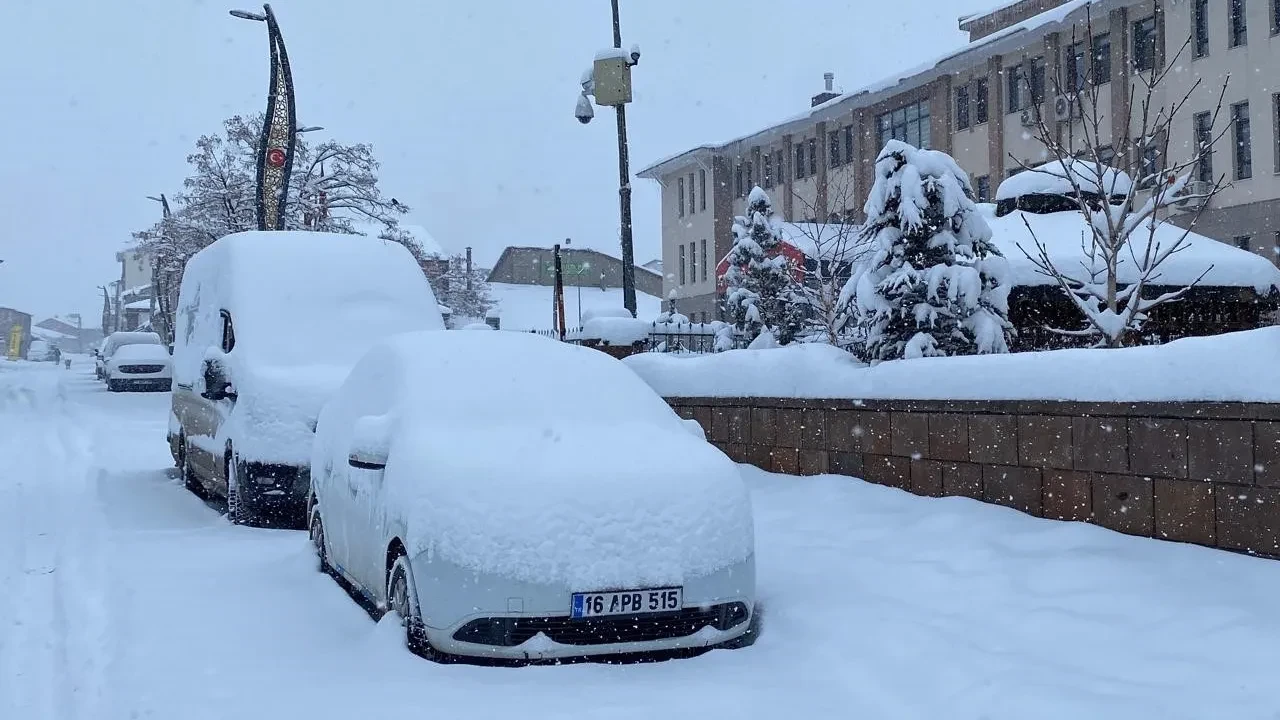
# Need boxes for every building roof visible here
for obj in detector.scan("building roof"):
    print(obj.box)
[488,246,663,281]
[0,307,32,319]
[637,0,1100,180]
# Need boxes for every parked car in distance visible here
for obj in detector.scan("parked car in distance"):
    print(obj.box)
[26,339,57,362]
[309,330,756,662]
[169,230,444,528]
[105,343,172,392]
[96,331,163,380]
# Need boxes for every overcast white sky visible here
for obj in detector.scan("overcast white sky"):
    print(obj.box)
[0,0,967,323]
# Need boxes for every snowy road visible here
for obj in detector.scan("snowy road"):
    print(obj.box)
[4,359,1280,719]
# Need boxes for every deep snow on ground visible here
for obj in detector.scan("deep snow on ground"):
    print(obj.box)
[3,357,1280,719]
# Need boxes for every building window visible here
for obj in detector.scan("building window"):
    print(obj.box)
[775,150,786,185]
[745,161,754,190]
[678,245,686,285]
[876,100,931,149]
[699,169,706,210]
[734,164,744,198]
[795,144,806,180]
[843,125,854,164]
[1230,0,1248,47]
[763,153,774,188]
[1194,111,1214,183]
[807,138,818,176]
[1006,166,1025,179]
[975,78,989,124]
[1235,235,1252,251]
[1092,33,1112,83]
[1233,101,1252,179]
[1137,142,1159,188]
[700,239,708,282]
[1029,56,1046,104]
[688,173,696,215]
[1098,145,1116,169]
[1133,17,1157,72]
[1273,0,1280,34]
[1193,0,1210,57]
[1007,61,1026,112]
[689,242,697,284]
[1274,93,1280,174]
[1067,42,1087,92]
[975,175,991,203]
[677,176,685,217]
[828,129,842,167]
[956,85,970,130]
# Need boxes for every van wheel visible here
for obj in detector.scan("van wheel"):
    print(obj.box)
[226,453,251,525]
[387,554,434,658]
[310,513,331,574]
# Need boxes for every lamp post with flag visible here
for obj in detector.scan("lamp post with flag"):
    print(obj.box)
[231,4,297,231]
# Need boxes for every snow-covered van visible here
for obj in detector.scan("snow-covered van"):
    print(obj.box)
[168,231,444,526]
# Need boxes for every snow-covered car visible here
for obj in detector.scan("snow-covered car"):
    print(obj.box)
[308,330,756,662]
[105,343,172,392]
[96,331,163,380]
[25,340,56,362]
[169,231,444,527]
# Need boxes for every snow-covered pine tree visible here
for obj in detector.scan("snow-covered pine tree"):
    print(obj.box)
[844,140,1012,362]
[723,187,803,345]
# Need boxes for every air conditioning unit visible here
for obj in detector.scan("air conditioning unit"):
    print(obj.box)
[1019,109,1036,127]
[1174,180,1214,209]
[1052,95,1081,122]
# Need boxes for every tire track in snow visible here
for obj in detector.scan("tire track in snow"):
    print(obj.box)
[0,368,114,720]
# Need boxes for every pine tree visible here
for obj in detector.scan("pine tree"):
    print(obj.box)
[723,187,804,345]
[844,140,1012,362]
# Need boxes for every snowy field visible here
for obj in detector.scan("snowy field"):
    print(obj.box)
[4,357,1280,719]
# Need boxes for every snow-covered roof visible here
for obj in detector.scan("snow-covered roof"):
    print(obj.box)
[124,300,151,310]
[981,204,1280,292]
[996,159,1133,201]
[123,283,151,297]
[30,326,73,342]
[488,282,662,332]
[638,0,1098,179]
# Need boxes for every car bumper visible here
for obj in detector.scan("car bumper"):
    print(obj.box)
[413,553,756,660]
[239,462,311,507]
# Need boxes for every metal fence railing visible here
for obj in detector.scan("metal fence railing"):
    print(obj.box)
[647,322,724,354]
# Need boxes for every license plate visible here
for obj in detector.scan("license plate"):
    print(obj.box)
[571,587,683,619]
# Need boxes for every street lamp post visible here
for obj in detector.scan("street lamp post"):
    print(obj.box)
[231,3,297,232]
[575,0,640,318]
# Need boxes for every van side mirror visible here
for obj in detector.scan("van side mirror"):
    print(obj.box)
[349,415,392,470]
[201,358,235,401]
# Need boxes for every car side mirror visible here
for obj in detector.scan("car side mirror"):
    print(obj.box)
[348,415,392,470]
[201,358,234,401]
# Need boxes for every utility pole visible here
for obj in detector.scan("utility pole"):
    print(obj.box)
[553,243,567,340]
[611,0,637,318]
[465,246,473,292]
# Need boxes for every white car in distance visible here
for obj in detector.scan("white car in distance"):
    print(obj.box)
[308,330,756,662]
[106,343,172,392]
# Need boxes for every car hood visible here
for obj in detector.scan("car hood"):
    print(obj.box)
[224,363,351,466]
[383,421,755,591]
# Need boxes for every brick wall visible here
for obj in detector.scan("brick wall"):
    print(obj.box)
[669,397,1280,557]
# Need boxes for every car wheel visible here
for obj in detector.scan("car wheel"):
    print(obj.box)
[387,554,433,657]
[310,513,331,574]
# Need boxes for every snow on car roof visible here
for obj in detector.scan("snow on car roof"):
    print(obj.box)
[996,159,1133,201]
[980,205,1280,292]
[111,343,169,360]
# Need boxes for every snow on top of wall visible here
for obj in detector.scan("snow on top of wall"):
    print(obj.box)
[997,159,1133,201]
[980,205,1280,292]
[568,316,651,345]
[488,282,661,332]
[624,328,1280,403]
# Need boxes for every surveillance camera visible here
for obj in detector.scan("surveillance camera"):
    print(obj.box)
[575,93,594,124]
[629,43,641,64]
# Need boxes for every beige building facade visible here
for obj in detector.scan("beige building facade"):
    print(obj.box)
[638,0,1280,320]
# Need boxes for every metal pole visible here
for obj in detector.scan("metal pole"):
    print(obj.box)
[553,244,567,340]
[465,246,473,292]
[611,0,637,318]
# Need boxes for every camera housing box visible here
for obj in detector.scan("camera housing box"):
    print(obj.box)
[591,56,633,106]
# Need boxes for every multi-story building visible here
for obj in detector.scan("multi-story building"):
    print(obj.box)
[638,0,1280,319]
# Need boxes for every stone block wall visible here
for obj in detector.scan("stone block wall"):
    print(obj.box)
[668,397,1280,557]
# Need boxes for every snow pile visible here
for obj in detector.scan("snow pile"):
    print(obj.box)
[460,322,493,331]
[983,205,1280,292]
[996,158,1133,201]
[101,332,161,359]
[174,231,444,464]
[487,282,662,331]
[110,344,170,363]
[315,330,753,589]
[570,317,650,345]
[581,306,633,322]
[625,327,1280,402]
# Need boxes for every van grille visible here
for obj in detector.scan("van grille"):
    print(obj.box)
[119,364,164,374]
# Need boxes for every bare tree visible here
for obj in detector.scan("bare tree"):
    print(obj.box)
[788,177,871,346]
[1010,2,1230,348]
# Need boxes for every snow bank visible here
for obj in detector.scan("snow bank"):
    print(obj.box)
[569,316,650,345]
[996,158,1133,201]
[625,327,1280,402]
[316,330,753,589]
[983,205,1280,293]
[581,306,633,322]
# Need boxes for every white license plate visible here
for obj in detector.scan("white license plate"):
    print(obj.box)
[571,587,683,619]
